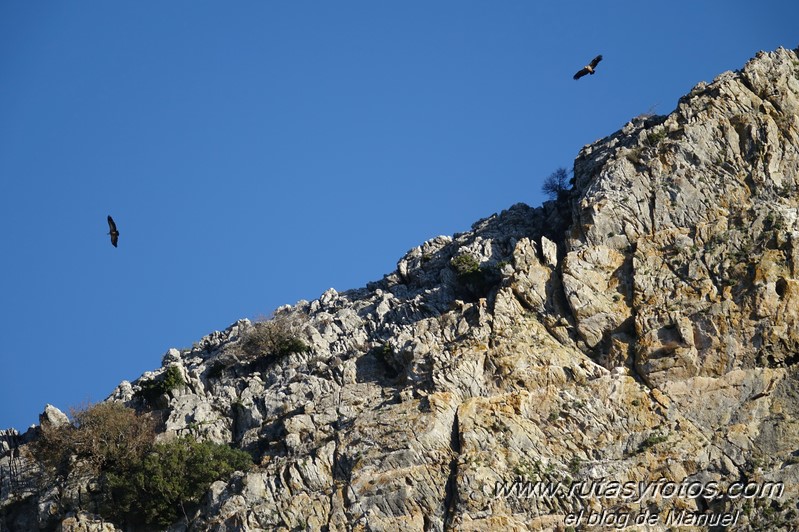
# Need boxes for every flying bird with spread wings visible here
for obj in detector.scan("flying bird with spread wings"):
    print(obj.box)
[573,54,603,80]
[107,215,119,247]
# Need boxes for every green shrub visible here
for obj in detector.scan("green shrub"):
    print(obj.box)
[103,436,253,527]
[568,457,582,475]
[450,252,501,299]
[134,365,185,405]
[451,253,481,279]
[638,431,668,452]
[645,129,667,147]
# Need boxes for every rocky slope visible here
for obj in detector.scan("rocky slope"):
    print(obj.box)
[3,46,799,531]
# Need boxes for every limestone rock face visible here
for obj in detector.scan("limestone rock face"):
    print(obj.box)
[3,47,799,531]
[56,513,120,532]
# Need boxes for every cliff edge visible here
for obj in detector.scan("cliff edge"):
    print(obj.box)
[3,47,799,531]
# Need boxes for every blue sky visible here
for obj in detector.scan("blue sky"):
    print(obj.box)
[1,2,796,430]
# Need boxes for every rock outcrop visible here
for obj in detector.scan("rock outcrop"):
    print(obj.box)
[3,47,799,531]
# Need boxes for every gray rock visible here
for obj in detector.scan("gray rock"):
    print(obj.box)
[39,404,69,429]
[4,46,799,531]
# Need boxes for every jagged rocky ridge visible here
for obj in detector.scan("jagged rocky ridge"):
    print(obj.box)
[3,47,799,531]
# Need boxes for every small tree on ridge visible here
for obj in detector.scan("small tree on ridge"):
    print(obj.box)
[542,167,570,200]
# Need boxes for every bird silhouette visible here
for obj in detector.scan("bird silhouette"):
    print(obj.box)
[107,215,119,247]
[573,55,603,80]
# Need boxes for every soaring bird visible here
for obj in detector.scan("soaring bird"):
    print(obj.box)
[573,54,603,80]
[107,215,119,247]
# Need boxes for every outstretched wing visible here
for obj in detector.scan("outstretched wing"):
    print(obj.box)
[589,55,603,69]
[107,215,119,247]
[573,67,590,80]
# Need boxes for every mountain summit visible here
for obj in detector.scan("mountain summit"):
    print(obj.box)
[3,47,799,531]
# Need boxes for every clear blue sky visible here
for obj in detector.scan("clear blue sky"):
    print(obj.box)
[1,2,796,430]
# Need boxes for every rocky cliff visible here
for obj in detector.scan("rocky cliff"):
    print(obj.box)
[3,47,799,531]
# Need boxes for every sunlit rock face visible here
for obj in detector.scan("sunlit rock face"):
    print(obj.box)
[3,47,799,532]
